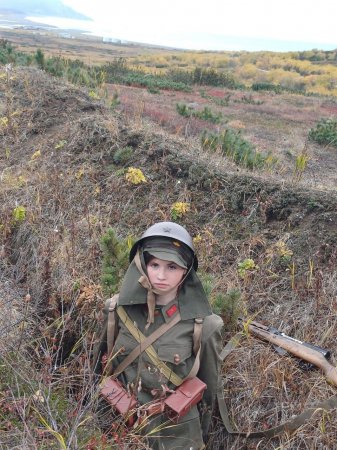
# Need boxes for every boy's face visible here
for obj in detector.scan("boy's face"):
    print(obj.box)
[146,257,186,296]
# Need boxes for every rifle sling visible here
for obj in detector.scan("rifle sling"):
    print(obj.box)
[218,333,337,439]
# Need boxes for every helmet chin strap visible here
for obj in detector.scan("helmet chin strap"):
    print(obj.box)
[134,250,161,329]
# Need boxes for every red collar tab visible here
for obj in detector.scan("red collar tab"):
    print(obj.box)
[166,304,178,317]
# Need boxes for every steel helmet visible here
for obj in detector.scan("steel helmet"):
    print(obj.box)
[129,221,198,270]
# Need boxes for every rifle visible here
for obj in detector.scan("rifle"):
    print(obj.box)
[217,319,337,439]
[238,318,337,387]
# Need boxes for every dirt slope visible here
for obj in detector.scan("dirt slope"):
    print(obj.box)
[1,66,337,449]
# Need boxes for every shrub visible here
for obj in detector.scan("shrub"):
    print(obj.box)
[110,91,120,109]
[166,68,194,85]
[0,40,32,65]
[100,229,132,295]
[121,73,192,92]
[113,146,134,165]
[195,106,222,123]
[176,103,223,123]
[176,103,191,117]
[308,118,337,148]
[211,288,242,329]
[238,258,259,278]
[251,82,283,93]
[192,67,238,88]
[34,49,45,69]
[125,167,147,184]
[201,129,276,169]
[102,57,128,78]
[12,205,26,223]
[171,202,190,220]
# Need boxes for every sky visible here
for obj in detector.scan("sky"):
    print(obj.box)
[41,0,337,51]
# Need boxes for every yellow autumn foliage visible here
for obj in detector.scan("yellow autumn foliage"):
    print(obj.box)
[125,167,147,185]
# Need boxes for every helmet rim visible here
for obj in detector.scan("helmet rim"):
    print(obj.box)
[129,222,198,271]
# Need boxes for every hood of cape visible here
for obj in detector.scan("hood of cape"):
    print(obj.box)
[118,259,212,320]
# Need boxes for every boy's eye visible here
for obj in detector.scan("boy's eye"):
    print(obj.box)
[168,264,177,270]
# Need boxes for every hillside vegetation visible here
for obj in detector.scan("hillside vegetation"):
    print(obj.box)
[0,32,337,449]
[1,28,337,96]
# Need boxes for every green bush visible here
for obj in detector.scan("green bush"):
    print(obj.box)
[201,129,276,169]
[102,57,128,78]
[166,68,194,85]
[251,82,283,93]
[176,103,191,117]
[34,49,45,69]
[199,274,242,330]
[121,73,192,92]
[197,106,222,123]
[192,66,238,88]
[211,288,242,330]
[176,103,223,123]
[43,56,103,88]
[110,91,120,108]
[0,39,32,65]
[113,146,134,165]
[308,118,337,148]
[100,229,133,295]
[166,67,240,88]
[45,56,67,77]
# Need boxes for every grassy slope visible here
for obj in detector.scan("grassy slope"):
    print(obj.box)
[0,54,337,448]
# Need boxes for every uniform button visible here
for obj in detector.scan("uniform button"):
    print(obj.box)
[174,354,180,364]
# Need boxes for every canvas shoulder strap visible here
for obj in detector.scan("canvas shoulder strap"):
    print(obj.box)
[113,306,181,379]
[106,294,119,359]
[115,306,203,385]
[218,333,337,438]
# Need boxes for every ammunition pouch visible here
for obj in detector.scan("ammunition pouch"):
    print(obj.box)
[164,377,206,422]
[100,376,206,426]
[100,377,138,419]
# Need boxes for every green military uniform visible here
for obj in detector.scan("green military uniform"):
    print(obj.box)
[94,258,223,450]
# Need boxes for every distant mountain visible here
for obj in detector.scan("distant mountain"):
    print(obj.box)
[0,0,91,21]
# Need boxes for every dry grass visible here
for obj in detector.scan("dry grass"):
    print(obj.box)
[108,82,337,190]
[1,65,337,448]
[0,29,169,64]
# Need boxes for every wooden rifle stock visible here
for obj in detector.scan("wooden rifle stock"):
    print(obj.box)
[242,319,337,388]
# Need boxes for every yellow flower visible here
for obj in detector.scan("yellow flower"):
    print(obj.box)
[125,167,147,185]
[0,117,8,127]
[18,176,27,187]
[31,149,41,160]
[13,206,26,223]
[171,202,190,219]
[275,241,293,258]
[75,168,84,180]
[89,90,100,99]
[193,234,202,245]
[238,258,259,279]
[55,140,67,150]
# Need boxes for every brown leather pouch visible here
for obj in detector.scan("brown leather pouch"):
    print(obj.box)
[164,377,206,422]
[100,377,137,415]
